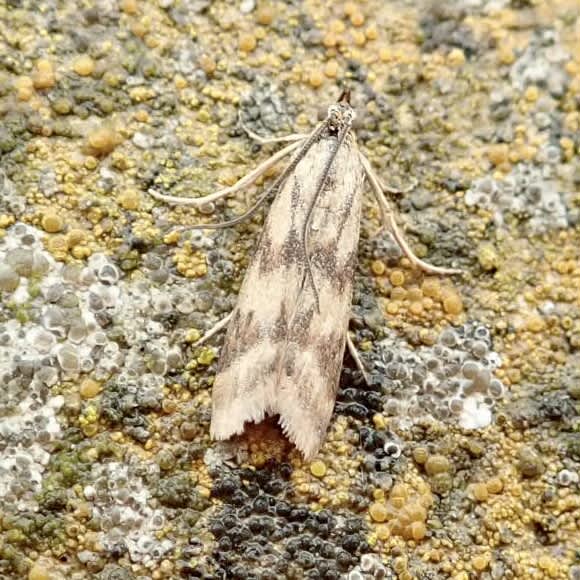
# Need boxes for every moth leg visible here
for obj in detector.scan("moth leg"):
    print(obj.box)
[240,118,309,145]
[360,153,462,276]
[148,139,304,208]
[346,332,370,385]
[386,215,463,275]
[194,313,233,347]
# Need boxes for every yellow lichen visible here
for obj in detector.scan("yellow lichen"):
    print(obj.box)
[239,33,257,53]
[32,59,56,89]
[80,378,101,399]
[308,69,324,89]
[256,5,274,25]
[425,454,451,476]
[310,460,327,478]
[390,269,405,286]
[73,55,95,77]
[41,212,64,233]
[86,126,122,157]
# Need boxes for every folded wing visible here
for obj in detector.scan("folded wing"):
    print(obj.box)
[211,136,365,459]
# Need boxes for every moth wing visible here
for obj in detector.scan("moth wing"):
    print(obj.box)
[275,291,353,460]
[211,138,365,459]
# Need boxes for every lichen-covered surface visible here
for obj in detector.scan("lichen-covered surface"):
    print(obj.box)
[1,0,579,578]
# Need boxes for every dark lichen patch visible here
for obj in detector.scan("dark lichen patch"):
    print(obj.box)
[96,564,136,580]
[419,5,481,58]
[202,461,370,579]
[99,377,162,442]
[155,473,210,510]
[0,512,68,567]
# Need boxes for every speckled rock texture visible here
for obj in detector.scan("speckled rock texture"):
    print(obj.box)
[1,0,579,579]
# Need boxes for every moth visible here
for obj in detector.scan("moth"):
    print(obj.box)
[149,89,460,460]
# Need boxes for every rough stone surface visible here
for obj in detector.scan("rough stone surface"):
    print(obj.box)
[0,0,579,578]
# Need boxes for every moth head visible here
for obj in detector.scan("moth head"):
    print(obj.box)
[326,92,356,133]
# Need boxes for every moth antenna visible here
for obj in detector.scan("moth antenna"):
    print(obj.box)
[337,87,352,104]
[301,122,352,312]
[148,140,302,208]
[178,120,329,232]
